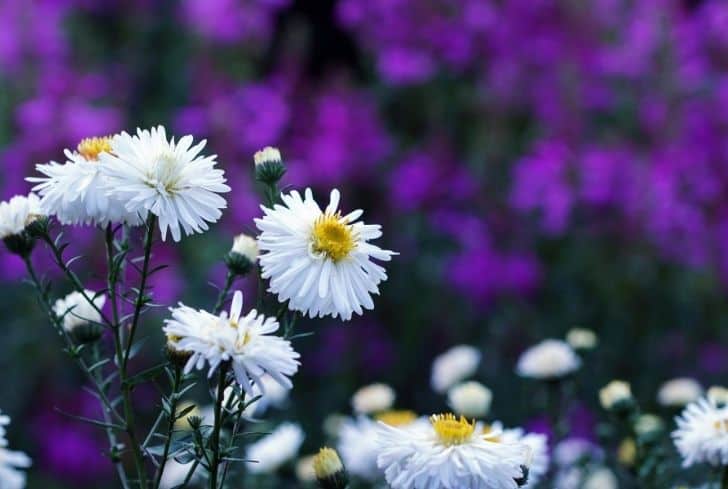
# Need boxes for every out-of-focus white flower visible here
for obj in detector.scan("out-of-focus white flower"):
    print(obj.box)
[0,193,42,239]
[447,381,492,418]
[553,438,603,468]
[516,339,581,380]
[672,397,728,467]
[708,386,728,406]
[634,414,664,437]
[566,328,597,350]
[256,188,396,321]
[488,422,549,487]
[53,290,105,333]
[658,378,703,407]
[29,137,141,226]
[599,380,633,410]
[430,345,481,393]
[377,413,530,489]
[163,291,300,396]
[99,126,230,241]
[351,383,395,415]
[245,423,304,474]
[582,468,618,489]
[240,375,290,418]
[0,412,31,489]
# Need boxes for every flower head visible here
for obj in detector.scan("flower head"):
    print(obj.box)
[658,378,703,407]
[516,339,581,380]
[99,126,230,241]
[53,290,106,343]
[0,193,42,256]
[672,397,728,467]
[0,412,31,489]
[351,383,395,415]
[448,381,492,419]
[313,447,348,489]
[226,233,258,276]
[431,345,481,393]
[599,381,633,411]
[566,328,597,350]
[245,423,304,474]
[163,290,300,396]
[256,188,396,320]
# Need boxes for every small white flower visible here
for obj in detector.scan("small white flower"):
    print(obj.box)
[431,345,481,393]
[634,414,663,437]
[0,413,31,489]
[352,383,396,415]
[447,381,492,418]
[245,423,304,474]
[255,188,396,321]
[708,386,728,406]
[599,380,632,410]
[53,290,106,333]
[254,146,282,166]
[582,468,618,489]
[377,413,530,489]
[29,137,142,226]
[566,328,597,350]
[672,397,728,467]
[658,378,703,407]
[0,193,42,240]
[489,422,549,487]
[516,339,581,380]
[99,126,230,241]
[163,290,300,396]
[230,233,259,263]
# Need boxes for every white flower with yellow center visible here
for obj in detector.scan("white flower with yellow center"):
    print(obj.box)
[0,193,42,240]
[255,188,396,321]
[487,422,549,487]
[99,126,230,241]
[658,378,703,407]
[163,290,300,396]
[351,383,396,415]
[516,339,581,380]
[672,397,728,467]
[245,423,304,474]
[29,137,142,226]
[431,345,482,393]
[377,413,530,489]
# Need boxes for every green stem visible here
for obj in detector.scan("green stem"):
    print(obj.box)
[721,466,728,489]
[213,271,236,315]
[153,366,182,489]
[209,366,229,489]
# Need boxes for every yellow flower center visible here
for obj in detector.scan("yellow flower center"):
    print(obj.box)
[311,213,355,262]
[481,424,502,443]
[431,413,475,446]
[376,410,417,427]
[77,136,113,161]
[713,419,728,432]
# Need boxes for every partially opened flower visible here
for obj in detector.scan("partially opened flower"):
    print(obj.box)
[163,290,300,395]
[377,413,530,489]
[245,423,304,474]
[0,193,43,257]
[28,136,142,226]
[256,188,396,320]
[53,290,106,343]
[672,397,728,467]
[99,126,230,241]
[516,339,580,380]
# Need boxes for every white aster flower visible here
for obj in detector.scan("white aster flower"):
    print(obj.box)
[488,422,549,487]
[566,328,597,350]
[582,468,618,489]
[245,423,304,474]
[163,290,300,396]
[672,397,728,467]
[255,188,396,321]
[447,381,492,419]
[99,126,230,241]
[431,345,482,393]
[52,290,105,333]
[254,147,282,166]
[0,193,42,240]
[658,378,703,407]
[28,137,141,226]
[352,383,396,415]
[516,339,581,380]
[377,413,530,489]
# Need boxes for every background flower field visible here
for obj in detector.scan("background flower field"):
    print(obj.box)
[1,0,728,487]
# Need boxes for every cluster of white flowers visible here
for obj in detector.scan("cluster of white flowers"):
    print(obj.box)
[0,413,31,489]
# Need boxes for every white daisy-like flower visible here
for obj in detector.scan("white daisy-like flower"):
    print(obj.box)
[0,193,42,240]
[488,422,549,487]
[99,126,230,241]
[52,290,106,333]
[163,290,300,396]
[0,413,31,489]
[377,413,530,489]
[672,397,728,467]
[245,423,304,474]
[431,345,482,393]
[352,383,396,415]
[28,137,142,226]
[516,339,581,380]
[255,188,396,321]
[448,381,492,419]
[658,378,703,407]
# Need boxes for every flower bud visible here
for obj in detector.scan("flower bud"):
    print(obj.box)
[599,381,634,414]
[165,334,192,367]
[225,234,258,276]
[313,447,348,489]
[617,438,636,466]
[3,232,35,258]
[566,328,598,351]
[707,386,728,407]
[657,378,702,408]
[254,146,286,185]
[447,381,492,419]
[633,414,663,444]
[53,290,106,344]
[351,383,395,415]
